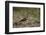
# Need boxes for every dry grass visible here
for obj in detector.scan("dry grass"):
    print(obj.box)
[13,7,40,28]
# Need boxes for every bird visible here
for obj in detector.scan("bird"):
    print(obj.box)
[19,18,27,22]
